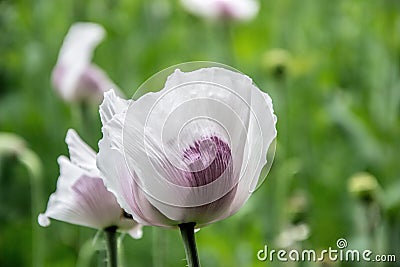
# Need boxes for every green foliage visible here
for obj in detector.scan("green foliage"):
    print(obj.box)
[1,0,399,266]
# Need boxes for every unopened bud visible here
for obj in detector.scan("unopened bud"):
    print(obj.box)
[262,49,291,80]
[348,172,379,204]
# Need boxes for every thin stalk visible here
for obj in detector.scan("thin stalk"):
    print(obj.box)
[117,234,126,267]
[179,222,200,267]
[105,226,118,267]
[71,101,95,146]
[76,237,100,267]
[19,148,44,267]
[78,101,93,142]
[152,227,166,267]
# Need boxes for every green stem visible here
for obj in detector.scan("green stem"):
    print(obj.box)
[179,222,200,267]
[19,148,44,267]
[152,227,166,267]
[105,226,118,267]
[117,235,126,267]
[79,101,92,142]
[76,238,99,267]
[217,21,235,65]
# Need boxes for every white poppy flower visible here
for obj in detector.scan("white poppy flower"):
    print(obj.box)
[51,22,119,102]
[97,67,277,228]
[180,0,260,21]
[38,128,142,239]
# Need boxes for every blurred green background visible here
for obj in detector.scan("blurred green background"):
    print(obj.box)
[1,0,400,266]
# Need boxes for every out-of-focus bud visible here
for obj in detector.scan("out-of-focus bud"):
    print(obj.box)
[0,133,26,158]
[262,48,291,80]
[0,132,44,266]
[0,132,42,178]
[348,172,379,204]
[275,190,310,248]
[288,190,309,224]
[275,223,310,248]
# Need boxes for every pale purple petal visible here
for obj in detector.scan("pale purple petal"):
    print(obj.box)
[162,67,277,220]
[40,130,142,234]
[52,23,105,101]
[74,64,121,102]
[224,90,277,218]
[141,135,237,225]
[180,0,259,21]
[97,128,176,227]
[69,175,123,228]
[40,157,112,229]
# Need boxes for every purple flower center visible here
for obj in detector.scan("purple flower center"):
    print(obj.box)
[216,0,236,19]
[182,136,232,187]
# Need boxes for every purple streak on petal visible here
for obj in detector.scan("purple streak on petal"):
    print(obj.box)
[97,134,175,227]
[51,65,65,91]
[182,135,232,187]
[216,0,236,19]
[128,177,178,227]
[71,176,121,227]
[76,65,111,100]
[166,135,238,224]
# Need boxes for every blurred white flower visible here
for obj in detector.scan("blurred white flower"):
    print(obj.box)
[276,223,310,248]
[97,67,277,228]
[38,128,142,239]
[51,22,120,102]
[180,0,260,21]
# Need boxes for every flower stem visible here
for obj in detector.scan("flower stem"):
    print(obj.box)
[152,227,166,267]
[105,226,118,267]
[179,222,200,267]
[19,148,44,267]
